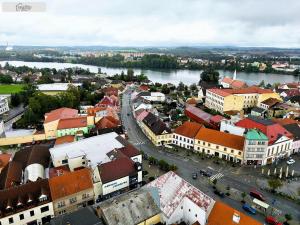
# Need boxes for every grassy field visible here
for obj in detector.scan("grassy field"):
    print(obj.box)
[0,84,25,94]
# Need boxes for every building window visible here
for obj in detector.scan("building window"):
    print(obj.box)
[238,151,241,155]
[19,214,24,220]
[58,201,65,208]
[195,214,197,217]
[231,150,234,153]
[30,210,35,217]
[208,143,211,147]
[70,197,77,204]
[216,146,219,149]
[82,193,89,199]
[41,206,49,213]
[224,147,227,151]
[62,159,68,164]
[9,217,14,224]
[189,209,191,212]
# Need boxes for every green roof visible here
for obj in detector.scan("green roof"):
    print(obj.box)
[246,129,268,140]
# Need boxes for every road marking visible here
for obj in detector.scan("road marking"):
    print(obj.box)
[132,142,145,146]
[210,173,224,181]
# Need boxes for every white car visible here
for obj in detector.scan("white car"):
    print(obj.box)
[286,159,295,165]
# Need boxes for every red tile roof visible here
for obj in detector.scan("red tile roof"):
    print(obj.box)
[96,116,120,129]
[236,117,293,144]
[174,121,203,138]
[207,201,262,225]
[210,115,225,124]
[55,135,75,146]
[139,85,149,91]
[185,105,212,123]
[57,117,87,129]
[97,96,119,107]
[49,168,93,200]
[195,127,245,150]
[44,108,78,123]
[98,157,136,183]
[222,77,247,89]
[118,144,140,158]
[102,87,118,96]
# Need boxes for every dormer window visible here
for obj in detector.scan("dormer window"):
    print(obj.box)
[39,194,48,202]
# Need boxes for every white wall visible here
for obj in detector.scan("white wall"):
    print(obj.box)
[220,121,245,136]
[172,134,194,149]
[0,202,54,225]
[102,176,129,196]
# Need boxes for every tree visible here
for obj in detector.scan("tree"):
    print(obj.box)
[268,179,283,192]
[161,84,170,94]
[258,80,265,87]
[190,83,197,91]
[38,74,54,84]
[127,68,134,80]
[200,68,220,83]
[10,93,21,107]
[241,192,246,202]
[284,214,292,224]
[177,81,185,91]
[0,74,13,84]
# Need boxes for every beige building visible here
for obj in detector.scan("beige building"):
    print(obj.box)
[194,127,245,164]
[205,86,281,113]
[49,168,95,216]
[141,112,172,146]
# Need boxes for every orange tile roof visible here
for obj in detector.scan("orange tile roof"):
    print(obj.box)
[49,168,93,200]
[44,108,78,123]
[186,98,197,105]
[207,201,262,225]
[195,127,245,150]
[174,121,203,138]
[272,118,299,126]
[231,80,247,89]
[0,154,11,169]
[57,117,87,129]
[55,135,75,146]
[209,86,274,97]
[96,116,120,129]
[222,77,233,84]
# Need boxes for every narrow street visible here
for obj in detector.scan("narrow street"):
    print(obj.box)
[121,89,300,223]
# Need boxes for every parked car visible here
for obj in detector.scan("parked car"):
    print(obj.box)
[199,169,212,177]
[265,216,282,225]
[250,190,265,201]
[192,172,198,180]
[214,189,225,198]
[286,158,295,165]
[242,203,256,214]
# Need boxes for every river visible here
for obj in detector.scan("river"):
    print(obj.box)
[0,60,298,85]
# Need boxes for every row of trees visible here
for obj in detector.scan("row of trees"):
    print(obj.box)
[75,54,179,69]
[0,74,13,83]
[148,156,177,172]
[110,69,148,82]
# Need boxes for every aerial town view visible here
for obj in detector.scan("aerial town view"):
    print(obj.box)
[0,1,299,225]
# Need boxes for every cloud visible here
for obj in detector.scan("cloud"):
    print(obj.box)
[0,0,299,47]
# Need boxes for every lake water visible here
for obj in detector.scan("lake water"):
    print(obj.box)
[1,60,298,85]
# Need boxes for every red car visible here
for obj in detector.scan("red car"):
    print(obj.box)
[265,216,282,225]
[250,189,266,201]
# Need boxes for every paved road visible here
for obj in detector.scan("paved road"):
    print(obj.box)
[121,89,300,223]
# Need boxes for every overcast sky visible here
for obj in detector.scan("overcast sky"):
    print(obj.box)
[0,0,300,47]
